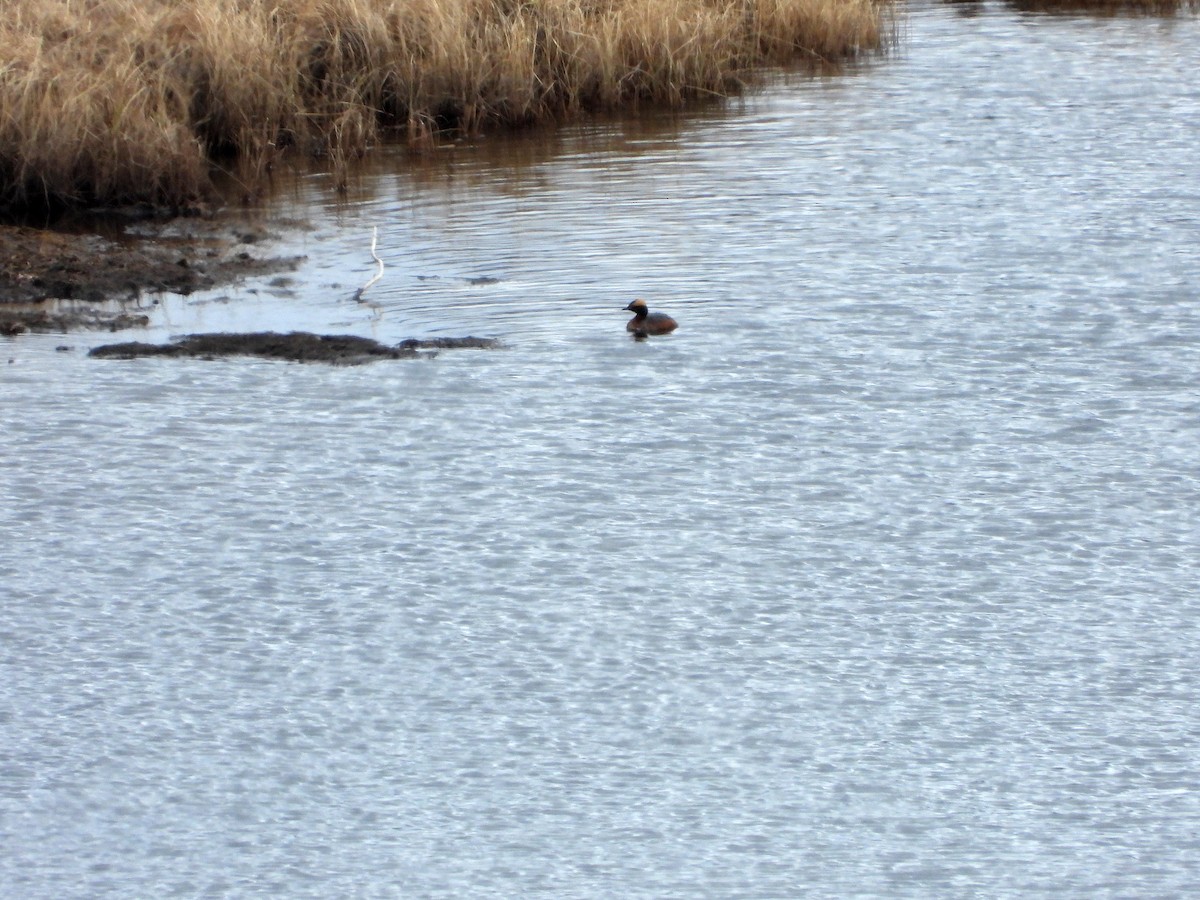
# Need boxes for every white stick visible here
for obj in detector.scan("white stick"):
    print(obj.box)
[355,226,385,302]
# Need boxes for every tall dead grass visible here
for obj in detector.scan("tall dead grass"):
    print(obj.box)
[1,0,889,211]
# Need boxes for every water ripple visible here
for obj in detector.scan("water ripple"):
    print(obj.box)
[4,5,1200,897]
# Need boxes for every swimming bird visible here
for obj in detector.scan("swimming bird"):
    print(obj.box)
[624,299,677,337]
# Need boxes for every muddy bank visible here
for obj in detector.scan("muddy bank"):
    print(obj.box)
[0,219,303,334]
[89,332,501,364]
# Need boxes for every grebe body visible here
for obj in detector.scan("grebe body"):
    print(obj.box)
[623,299,677,337]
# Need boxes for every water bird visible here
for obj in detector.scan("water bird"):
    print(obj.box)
[624,299,677,337]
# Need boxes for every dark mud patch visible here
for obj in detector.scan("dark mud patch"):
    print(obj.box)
[1,307,153,335]
[0,220,304,334]
[89,331,501,364]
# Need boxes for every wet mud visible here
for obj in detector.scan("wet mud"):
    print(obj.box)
[0,220,303,334]
[89,332,501,364]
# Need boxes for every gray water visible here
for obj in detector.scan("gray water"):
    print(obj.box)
[3,2,1200,896]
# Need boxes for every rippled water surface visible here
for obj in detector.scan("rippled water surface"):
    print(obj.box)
[4,3,1200,896]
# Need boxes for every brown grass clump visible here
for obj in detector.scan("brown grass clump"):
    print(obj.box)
[1,0,889,212]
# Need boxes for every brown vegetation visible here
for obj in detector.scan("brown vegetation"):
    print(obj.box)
[1,0,889,212]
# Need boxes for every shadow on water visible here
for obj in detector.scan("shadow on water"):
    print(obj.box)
[258,100,751,208]
[943,0,1199,14]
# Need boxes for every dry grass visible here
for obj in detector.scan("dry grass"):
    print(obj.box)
[1,0,889,211]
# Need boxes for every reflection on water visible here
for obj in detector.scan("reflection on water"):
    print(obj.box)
[3,4,1200,897]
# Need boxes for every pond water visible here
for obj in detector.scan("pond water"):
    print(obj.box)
[3,2,1200,896]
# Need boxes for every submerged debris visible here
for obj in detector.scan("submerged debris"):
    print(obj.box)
[89,331,501,364]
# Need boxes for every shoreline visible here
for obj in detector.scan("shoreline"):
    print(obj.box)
[2,0,889,212]
[0,218,303,334]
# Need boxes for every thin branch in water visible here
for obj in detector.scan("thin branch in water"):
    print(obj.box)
[353,226,385,303]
